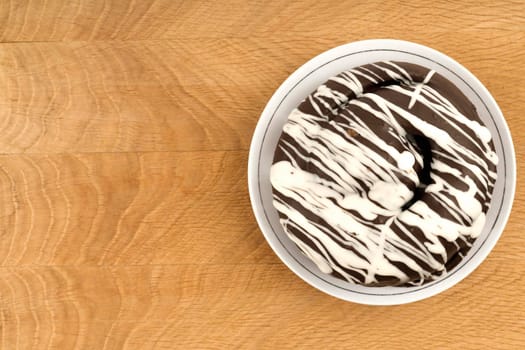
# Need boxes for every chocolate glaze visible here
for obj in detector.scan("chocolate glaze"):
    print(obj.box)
[270,61,498,286]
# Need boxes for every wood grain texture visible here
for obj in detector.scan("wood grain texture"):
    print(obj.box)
[0,1,523,349]
[0,263,523,349]
[0,0,524,42]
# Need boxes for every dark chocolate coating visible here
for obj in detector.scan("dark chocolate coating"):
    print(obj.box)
[270,61,497,286]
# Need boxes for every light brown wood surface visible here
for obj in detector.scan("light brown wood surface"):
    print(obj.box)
[0,1,523,349]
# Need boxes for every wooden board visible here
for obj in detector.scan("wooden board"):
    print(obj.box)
[0,1,524,349]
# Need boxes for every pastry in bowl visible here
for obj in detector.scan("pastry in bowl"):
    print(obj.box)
[270,61,498,286]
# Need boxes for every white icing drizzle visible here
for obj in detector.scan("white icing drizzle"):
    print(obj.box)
[397,151,416,170]
[408,70,435,109]
[270,61,498,286]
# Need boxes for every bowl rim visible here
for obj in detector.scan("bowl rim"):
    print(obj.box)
[247,39,516,305]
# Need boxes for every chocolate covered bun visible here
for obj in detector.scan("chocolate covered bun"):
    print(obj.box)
[270,61,498,286]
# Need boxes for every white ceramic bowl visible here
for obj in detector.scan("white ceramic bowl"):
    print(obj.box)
[248,39,516,305]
